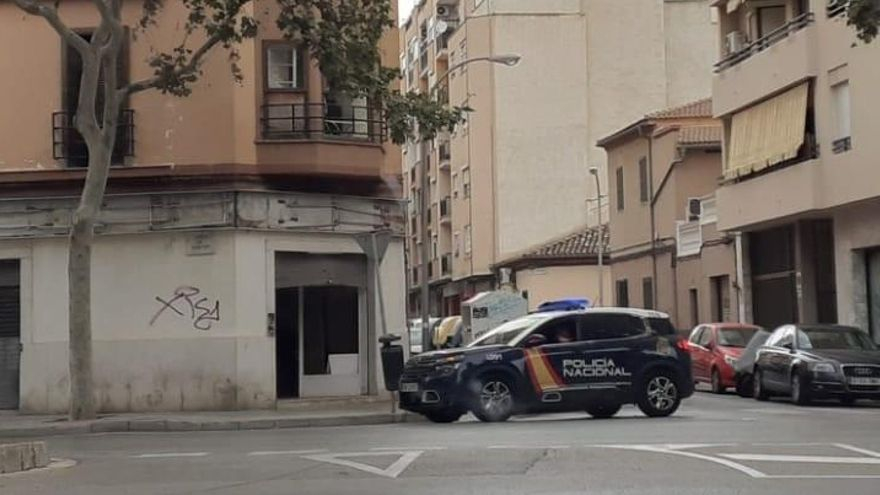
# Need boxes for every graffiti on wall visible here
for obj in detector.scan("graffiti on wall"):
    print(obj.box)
[149,286,221,331]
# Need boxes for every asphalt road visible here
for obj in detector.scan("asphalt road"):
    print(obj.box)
[3,392,880,495]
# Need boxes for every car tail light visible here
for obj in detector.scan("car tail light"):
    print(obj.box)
[675,339,690,353]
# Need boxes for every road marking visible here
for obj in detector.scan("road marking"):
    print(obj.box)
[301,451,424,479]
[369,446,447,451]
[833,444,880,458]
[597,445,766,478]
[488,445,570,450]
[247,449,328,456]
[133,452,209,459]
[719,453,880,464]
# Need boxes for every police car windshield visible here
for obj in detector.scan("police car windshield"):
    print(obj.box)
[468,315,552,347]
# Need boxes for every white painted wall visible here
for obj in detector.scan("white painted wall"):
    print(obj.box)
[515,264,611,311]
[833,201,880,331]
[13,227,405,413]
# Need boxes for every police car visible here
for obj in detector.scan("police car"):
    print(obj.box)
[398,308,693,423]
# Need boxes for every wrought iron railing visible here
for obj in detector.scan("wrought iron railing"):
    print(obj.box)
[260,103,385,143]
[52,109,135,167]
[715,13,814,72]
[827,0,848,17]
[832,136,852,154]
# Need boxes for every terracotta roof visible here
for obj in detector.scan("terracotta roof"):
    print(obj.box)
[646,98,713,119]
[525,225,608,259]
[678,125,722,146]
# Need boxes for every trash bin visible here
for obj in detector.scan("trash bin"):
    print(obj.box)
[378,334,404,392]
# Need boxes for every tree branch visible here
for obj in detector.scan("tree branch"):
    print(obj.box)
[123,32,223,96]
[12,0,90,54]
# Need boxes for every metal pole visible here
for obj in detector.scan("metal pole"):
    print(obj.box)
[593,173,605,307]
[420,138,431,344]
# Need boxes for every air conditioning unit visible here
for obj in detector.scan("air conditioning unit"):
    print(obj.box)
[726,31,746,54]
[687,198,702,222]
[436,3,459,21]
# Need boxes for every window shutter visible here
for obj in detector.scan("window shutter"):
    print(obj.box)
[616,167,625,211]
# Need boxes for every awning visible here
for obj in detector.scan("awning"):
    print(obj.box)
[725,83,809,179]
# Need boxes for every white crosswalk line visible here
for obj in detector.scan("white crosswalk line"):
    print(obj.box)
[719,453,880,464]
[247,449,328,456]
[133,452,209,459]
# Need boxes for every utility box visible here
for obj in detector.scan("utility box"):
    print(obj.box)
[461,291,528,344]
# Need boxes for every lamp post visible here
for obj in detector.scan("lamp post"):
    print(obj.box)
[589,167,605,307]
[418,54,521,342]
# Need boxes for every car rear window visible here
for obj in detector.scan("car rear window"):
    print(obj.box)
[647,317,677,336]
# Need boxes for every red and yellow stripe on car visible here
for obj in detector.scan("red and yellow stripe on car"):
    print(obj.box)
[523,348,564,394]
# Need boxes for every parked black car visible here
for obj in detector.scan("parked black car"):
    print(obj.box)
[733,328,772,397]
[753,324,880,405]
[398,308,694,423]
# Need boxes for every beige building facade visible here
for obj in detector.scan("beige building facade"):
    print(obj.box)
[712,0,880,339]
[0,1,405,412]
[600,100,741,330]
[400,0,719,317]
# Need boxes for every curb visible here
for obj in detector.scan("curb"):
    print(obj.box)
[0,412,424,439]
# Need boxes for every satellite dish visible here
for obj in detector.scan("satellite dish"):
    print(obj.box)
[435,20,449,35]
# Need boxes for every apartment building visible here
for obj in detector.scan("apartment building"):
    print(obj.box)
[400,0,718,317]
[712,0,880,340]
[0,1,404,413]
[600,99,739,329]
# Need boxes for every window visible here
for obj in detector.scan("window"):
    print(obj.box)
[776,329,794,349]
[464,225,472,255]
[639,157,649,203]
[615,279,629,307]
[648,317,677,336]
[689,326,705,344]
[580,314,645,340]
[616,167,625,211]
[831,80,851,153]
[697,327,714,348]
[459,39,468,73]
[266,44,304,90]
[756,6,786,39]
[642,277,654,310]
[454,232,461,257]
[689,288,699,327]
[532,316,579,344]
[452,172,459,198]
[462,167,471,198]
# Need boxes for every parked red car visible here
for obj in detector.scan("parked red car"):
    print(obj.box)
[688,323,762,393]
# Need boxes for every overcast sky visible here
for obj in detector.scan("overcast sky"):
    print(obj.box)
[399,0,416,24]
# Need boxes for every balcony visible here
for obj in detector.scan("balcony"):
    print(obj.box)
[419,47,430,78]
[438,141,451,169]
[52,110,134,167]
[439,196,451,224]
[435,32,450,61]
[256,103,386,179]
[260,103,385,143]
[713,13,817,116]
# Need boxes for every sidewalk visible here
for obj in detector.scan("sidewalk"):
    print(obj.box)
[0,397,422,438]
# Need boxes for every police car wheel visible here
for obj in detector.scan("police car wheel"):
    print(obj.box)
[637,371,681,417]
[585,402,621,419]
[424,410,463,423]
[472,375,515,422]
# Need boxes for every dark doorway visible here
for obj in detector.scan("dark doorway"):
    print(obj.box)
[689,288,700,327]
[867,249,880,344]
[275,287,299,399]
[750,225,798,328]
[711,275,731,322]
[303,286,359,376]
[811,220,837,324]
[0,260,21,410]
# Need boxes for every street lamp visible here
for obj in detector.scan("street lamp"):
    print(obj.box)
[589,166,605,307]
[418,54,522,343]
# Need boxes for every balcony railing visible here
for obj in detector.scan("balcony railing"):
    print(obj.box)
[827,0,848,17]
[676,220,702,258]
[52,109,135,167]
[260,103,385,143]
[715,13,814,72]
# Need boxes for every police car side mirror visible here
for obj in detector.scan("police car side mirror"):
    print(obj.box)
[522,334,548,348]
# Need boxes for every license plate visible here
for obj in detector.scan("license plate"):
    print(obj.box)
[848,377,880,386]
[400,382,419,393]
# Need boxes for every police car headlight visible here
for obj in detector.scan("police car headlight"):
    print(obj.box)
[724,355,738,366]
[435,363,461,375]
[810,362,836,374]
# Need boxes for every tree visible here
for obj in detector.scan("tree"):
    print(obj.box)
[12,0,463,420]
[849,0,880,43]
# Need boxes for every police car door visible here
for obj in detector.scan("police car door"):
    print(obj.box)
[563,313,649,395]
[521,315,581,403]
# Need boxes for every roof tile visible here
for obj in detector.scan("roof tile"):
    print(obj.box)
[647,98,713,119]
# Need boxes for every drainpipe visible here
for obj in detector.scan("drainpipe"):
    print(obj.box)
[649,135,685,325]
